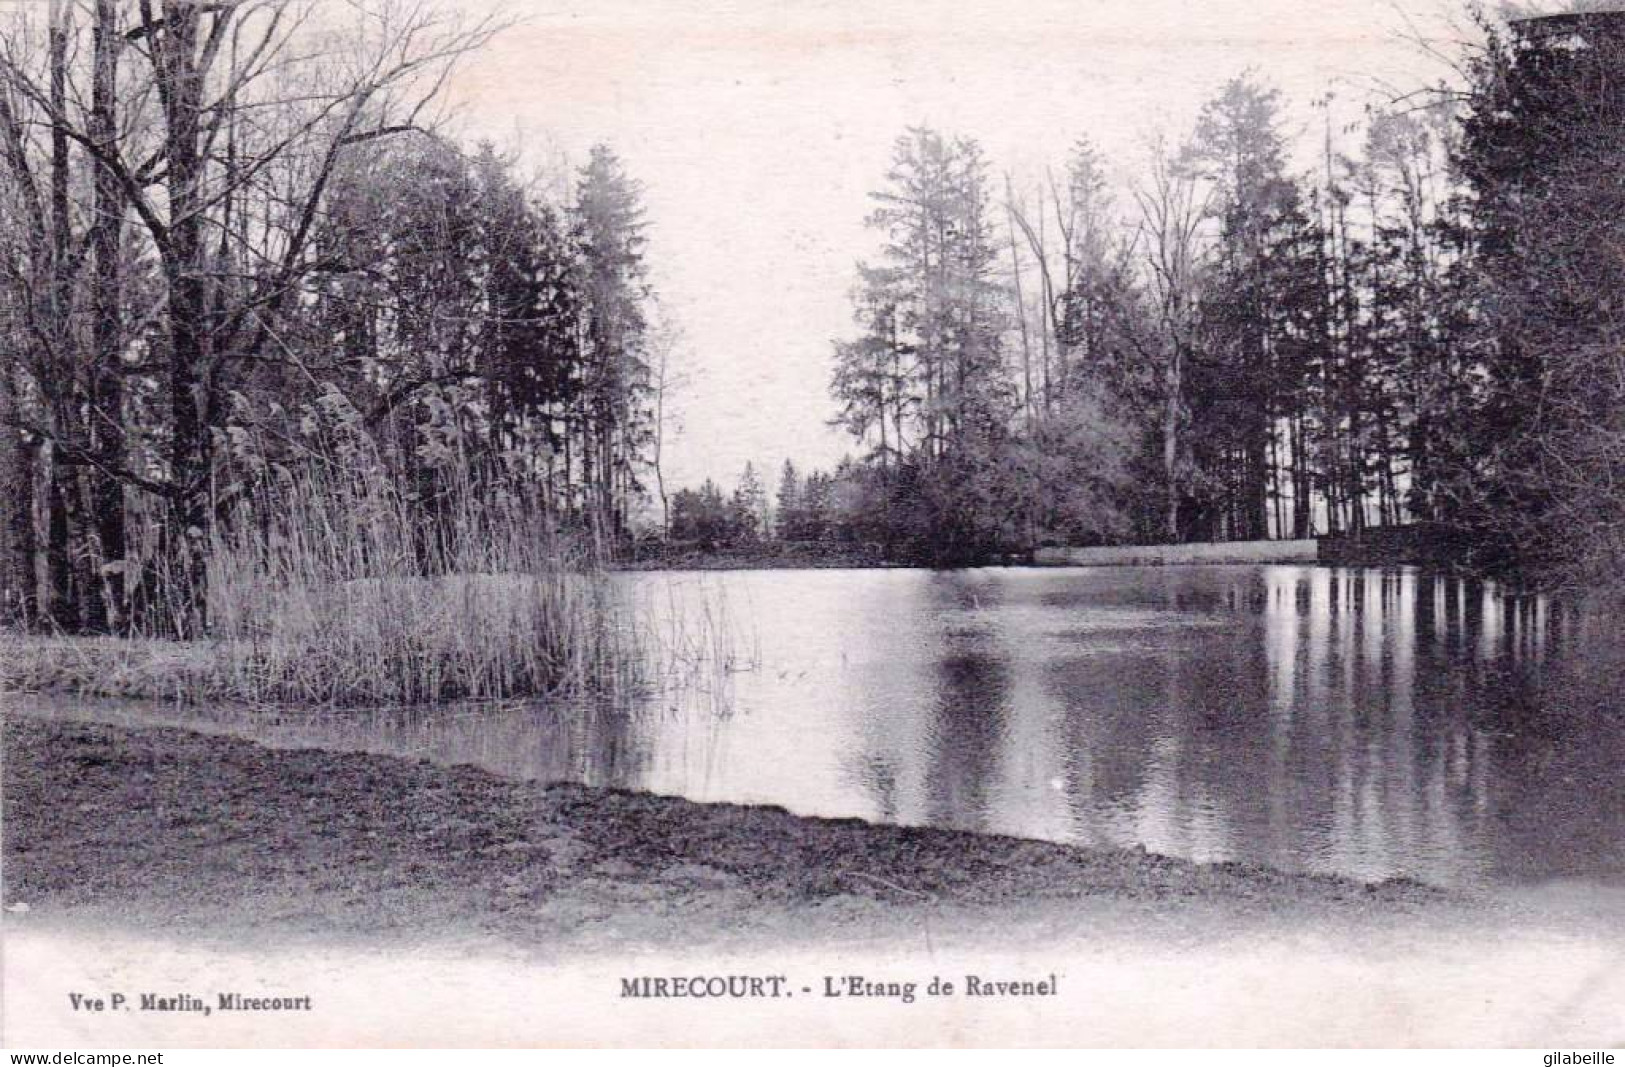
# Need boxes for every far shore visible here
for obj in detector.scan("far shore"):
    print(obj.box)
[619,524,1465,572]
[616,541,902,571]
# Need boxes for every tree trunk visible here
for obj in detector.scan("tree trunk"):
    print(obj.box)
[0,369,37,625]
[159,2,211,633]
[44,0,82,628]
[88,0,125,631]
[45,449,71,626]
[1163,341,1182,542]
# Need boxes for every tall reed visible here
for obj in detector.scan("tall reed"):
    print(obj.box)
[202,451,640,707]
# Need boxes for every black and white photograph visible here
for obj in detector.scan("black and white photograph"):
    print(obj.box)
[0,0,1622,1050]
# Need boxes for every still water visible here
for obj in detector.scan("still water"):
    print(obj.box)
[35,565,1625,888]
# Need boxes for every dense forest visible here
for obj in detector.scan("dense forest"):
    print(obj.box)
[0,1,662,635]
[677,9,1625,587]
[4,3,1624,640]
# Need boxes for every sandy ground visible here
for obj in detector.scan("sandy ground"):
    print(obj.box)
[4,715,1623,1047]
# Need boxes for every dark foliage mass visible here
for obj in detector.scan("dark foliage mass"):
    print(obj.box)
[775,12,1625,579]
[1,3,659,634]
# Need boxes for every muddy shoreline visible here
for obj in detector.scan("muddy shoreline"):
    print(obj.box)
[2,715,1451,955]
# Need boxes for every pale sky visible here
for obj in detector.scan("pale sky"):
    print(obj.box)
[442,0,1473,492]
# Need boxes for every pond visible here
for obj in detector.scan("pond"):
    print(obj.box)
[25,565,1625,889]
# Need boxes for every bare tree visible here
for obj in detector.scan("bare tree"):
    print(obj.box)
[0,0,506,630]
[1132,135,1210,541]
[645,307,690,538]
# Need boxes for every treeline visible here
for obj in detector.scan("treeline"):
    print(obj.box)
[666,460,856,548]
[0,2,663,633]
[819,11,1625,584]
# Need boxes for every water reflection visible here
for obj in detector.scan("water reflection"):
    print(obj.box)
[21,565,1623,888]
[697,564,1622,888]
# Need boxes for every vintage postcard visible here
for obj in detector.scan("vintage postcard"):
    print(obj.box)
[1,0,1622,1051]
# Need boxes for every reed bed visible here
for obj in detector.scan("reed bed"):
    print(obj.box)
[3,450,756,709]
[196,454,637,707]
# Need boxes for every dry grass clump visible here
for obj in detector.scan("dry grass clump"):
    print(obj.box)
[2,458,653,708]
[0,634,221,702]
[198,458,640,707]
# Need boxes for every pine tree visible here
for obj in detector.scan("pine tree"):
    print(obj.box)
[574,145,654,540]
[830,127,1012,561]
[730,463,767,543]
[1181,75,1305,540]
[775,460,802,540]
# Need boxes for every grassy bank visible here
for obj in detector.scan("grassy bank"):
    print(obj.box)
[0,633,221,702]
[1,715,1441,951]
